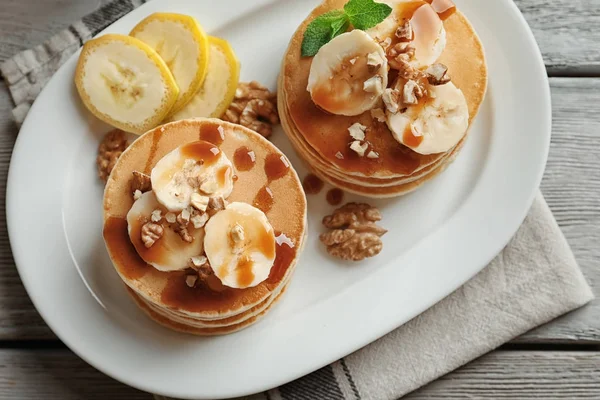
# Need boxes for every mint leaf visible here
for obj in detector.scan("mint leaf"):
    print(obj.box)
[301,10,349,57]
[344,0,393,30]
[331,16,351,38]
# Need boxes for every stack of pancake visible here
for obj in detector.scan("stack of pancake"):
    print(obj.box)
[103,119,307,335]
[278,0,487,198]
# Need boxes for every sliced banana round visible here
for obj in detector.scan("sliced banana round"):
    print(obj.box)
[386,81,469,155]
[204,202,276,289]
[130,13,210,113]
[127,191,204,272]
[74,34,179,135]
[307,30,388,116]
[170,36,240,121]
[367,1,446,67]
[151,140,234,212]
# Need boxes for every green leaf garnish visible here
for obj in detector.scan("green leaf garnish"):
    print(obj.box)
[301,10,349,57]
[300,0,392,57]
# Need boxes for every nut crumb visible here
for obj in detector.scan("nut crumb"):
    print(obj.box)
[191,193,210,211]
[151,209,162,222]
[141,222,163,248]
[402,80,425,105]
[133,190,143,201]
[367,151,380,159]
[363,76,383,93]
[165,212,176,223]
[395,19,413,41]
[335,152,345,160]
[366,52,382,73]
[97,129,129,183]
[320,203,387,261]
[185,274,198,288]
[348,123,367,141]
[231,223,245,243]
[131,171,151,194]
[425,63,451,85]
[208,196,226,212]
[176,227,193,243]
[350,141,369,157]
[190,255,208,268]
[191,213,209,229]
[382,88,400,114]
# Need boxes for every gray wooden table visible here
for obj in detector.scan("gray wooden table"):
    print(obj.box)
[1,0,599,398]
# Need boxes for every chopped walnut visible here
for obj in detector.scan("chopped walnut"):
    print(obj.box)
[402,80,425,105]
[191,213,209,229]
[350,141,369,157]
[395,19,413,41]
[200,179,218,195]
[388,43,416,71]
[231,224,245,244]
[131,171,151,195]
[151,209,162,223]
[320,203,387,261]
[97,129,129,183]
[367,150,380,159]
[133,190,143,201]
[335,151,345,160]
[185,274,198,288]
[208,196,226,212]
[141,222,163,248]
[176,227,193,243]
[348,123,367,141]
[222,82,279,139]
[165,212,177,223]
[382,88,401,113]
[177,208,191,226]
[425,63,451,85]
[190,193,209,212]
[189,255,209,268]
[378,37,392,50]
[239,99,279,138]
[367,52,383,73]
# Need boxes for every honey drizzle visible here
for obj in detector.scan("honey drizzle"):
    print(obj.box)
[199,123,225,146]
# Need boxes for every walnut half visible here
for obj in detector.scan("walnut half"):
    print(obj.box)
[222,81,279,138]
[320,203,387,261]
[97,129,129,183]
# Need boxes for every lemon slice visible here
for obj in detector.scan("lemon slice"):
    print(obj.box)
[74,34,179,135]
[170,36,240,121]
[130,13,210,113]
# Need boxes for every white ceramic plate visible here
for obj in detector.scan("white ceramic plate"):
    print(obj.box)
[7,0,550,398]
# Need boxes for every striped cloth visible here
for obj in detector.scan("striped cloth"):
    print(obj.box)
[0,1,593,399]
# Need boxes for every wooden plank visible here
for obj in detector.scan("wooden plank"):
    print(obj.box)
[513,0,600,75]
[407,351,600,399]
[0,349,599,399]
[0,0,102,61]
[0,349,149,399]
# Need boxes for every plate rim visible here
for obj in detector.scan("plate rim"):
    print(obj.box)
[6,0,551,398]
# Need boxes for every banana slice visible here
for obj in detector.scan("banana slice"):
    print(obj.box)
[204,202,276,289]
[386,80,469,155]
[170,36,240,121]
[307,30,388,116]
[75,34,179,135]
[130,13,210,113]
[367,0,445,67]
[127,191,204,272]
[151,140,234,212]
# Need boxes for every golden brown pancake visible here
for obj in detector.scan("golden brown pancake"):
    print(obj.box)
[127,285,288,336]
[280,0,487,179]
[103,118,307,321]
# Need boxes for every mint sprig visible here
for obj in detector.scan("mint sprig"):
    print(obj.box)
[301,0,392,57]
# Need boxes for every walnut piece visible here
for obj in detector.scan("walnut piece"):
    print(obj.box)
[402,80,425,105]
[395,19,413,41]
[320,203,387,261]
[239,99,279,138]
[97,129,129,183]
[388,44,416,72]
[131,171,151,194]
[141,222,163,248]
[185,274,198,288]
[382,88,401,113]
[208,196,226,212]
[425,63,451,85]
[222,82,279,138]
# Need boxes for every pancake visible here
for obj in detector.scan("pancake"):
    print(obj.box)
[278,86,461,187]
[280,0,487,179]
[103,118,307,322]
[127,284,288,336]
